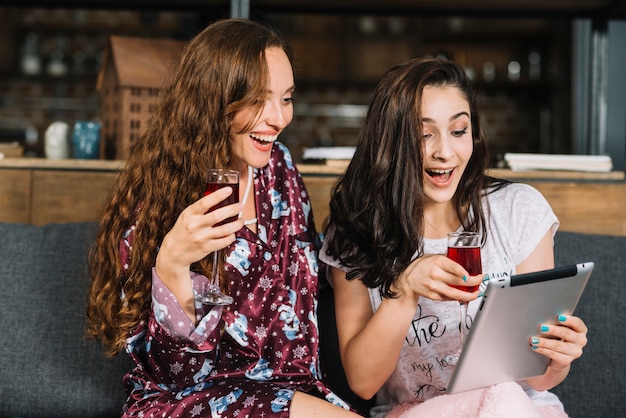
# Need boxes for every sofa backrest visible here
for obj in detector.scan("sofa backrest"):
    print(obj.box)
[0,222,132,418]
[551,231,626,417]
[1,222,623,418]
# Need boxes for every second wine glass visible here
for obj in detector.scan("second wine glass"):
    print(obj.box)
[444,231,482,365]
[195,168,239,306]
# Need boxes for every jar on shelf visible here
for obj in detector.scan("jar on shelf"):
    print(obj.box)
[71,121,101,159]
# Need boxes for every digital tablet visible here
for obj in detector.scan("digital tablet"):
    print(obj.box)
[446,262,594,395]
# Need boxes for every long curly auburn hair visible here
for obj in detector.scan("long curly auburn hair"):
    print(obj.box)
[86,18,293,357]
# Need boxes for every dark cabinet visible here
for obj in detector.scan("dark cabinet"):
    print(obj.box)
[0,1,623,167]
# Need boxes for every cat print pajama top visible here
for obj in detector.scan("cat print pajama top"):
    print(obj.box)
[120,143,351,417]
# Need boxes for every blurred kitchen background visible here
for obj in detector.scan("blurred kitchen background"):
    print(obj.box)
[0,0,624,169]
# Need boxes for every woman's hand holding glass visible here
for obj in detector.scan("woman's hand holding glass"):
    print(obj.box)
[394,254,483,304]
[393,251,484,365]
[165,187,242,264]
[155,187,243,316]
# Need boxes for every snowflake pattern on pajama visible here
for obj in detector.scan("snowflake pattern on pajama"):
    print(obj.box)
[119,143,351,417]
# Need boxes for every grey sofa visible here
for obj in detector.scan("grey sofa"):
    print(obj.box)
[0,222,624,417]
[0,222,132,417]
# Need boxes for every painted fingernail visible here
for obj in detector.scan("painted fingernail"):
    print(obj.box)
[531,337,540,345]
[540,325,549,333]
[558,315,566,322]
[478,291,484,297]
[462,275,467,282]
[532,345,539,350]
[482,274,490,283]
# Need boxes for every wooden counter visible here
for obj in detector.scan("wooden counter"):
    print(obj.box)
[0,158,122,225]
[1,158,625,236]
[300,164,626,237]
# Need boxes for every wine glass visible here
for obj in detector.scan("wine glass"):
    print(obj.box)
[444,231,482,365]
[194,169,239,306]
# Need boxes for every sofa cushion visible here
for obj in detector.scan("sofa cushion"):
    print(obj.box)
[1,223,623,417]
[552,231,626,417]
[0,222,132,418]
[318,278,375,415]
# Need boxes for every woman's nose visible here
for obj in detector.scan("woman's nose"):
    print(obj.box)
[264,100,291,129]
[431,135,453,160]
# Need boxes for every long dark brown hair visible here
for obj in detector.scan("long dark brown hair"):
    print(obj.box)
[324,57,507,298]
[86,18,293,356]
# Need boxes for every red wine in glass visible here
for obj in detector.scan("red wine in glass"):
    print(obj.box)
[445,231,482,366]
[448,246,482,292]
[204,182,240,225]
[196,169,239,305]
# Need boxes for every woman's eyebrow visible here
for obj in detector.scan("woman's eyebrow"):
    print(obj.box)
[450,111,470,121]
[421,111,470,124]
[267,84,296,95]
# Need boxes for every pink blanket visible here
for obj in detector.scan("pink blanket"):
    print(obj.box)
[386,382,568,418]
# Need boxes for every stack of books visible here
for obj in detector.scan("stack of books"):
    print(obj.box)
[302,146,356,161]
[504,153,613,173]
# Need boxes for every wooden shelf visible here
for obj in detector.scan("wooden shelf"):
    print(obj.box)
[0,157,124,171]
[298,159,626,181]
[299,162,626,236]
[1,158,624,236]
[0,159,120,225]
[487,168,625,181]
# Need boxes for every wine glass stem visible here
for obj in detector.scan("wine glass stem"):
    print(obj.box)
[459,302,467,350]
[211,250,219,290]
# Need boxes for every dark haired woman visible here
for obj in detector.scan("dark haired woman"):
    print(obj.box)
[321,57,587,417]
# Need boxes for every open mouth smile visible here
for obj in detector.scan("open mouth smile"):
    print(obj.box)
[426,167,454,181]
[250,133,278,144]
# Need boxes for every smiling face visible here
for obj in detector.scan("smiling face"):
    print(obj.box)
[229,47,295,172]
[421,85,473,208]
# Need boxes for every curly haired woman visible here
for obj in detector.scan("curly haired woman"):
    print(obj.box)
[87,18,360,417]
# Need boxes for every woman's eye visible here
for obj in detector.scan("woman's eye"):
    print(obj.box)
[452,127,468,137]
[282,97,294,105]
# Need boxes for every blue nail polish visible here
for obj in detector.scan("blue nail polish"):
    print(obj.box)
[478,291,484,298]
[540,325,549,333]
[462,275,467,282]
[558,315,566,322]
[532,345,539,350]
[482,274,490,283]
[531,337,540,345]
